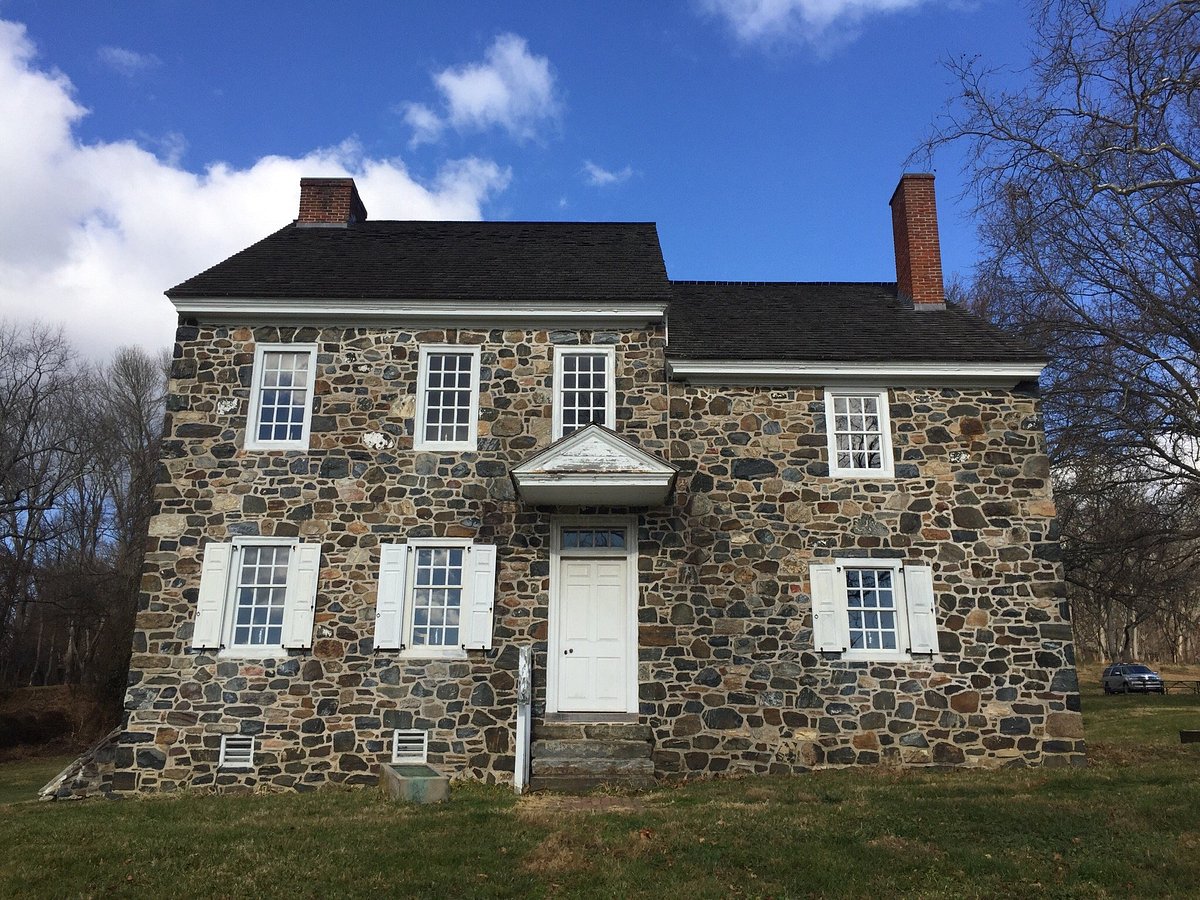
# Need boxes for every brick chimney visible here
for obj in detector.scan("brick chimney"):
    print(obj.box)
[297,177,368,226]
[889,173,944,308]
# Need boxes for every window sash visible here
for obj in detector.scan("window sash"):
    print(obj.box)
[221,538,299,654]
[408,546,465,649]
[553,347,615,439]
[415,346,480,449]
[824,389,894,477]
[835,560,911,661]
[246,344,317,450]
[844,567,899,652]
[229,544,291,649]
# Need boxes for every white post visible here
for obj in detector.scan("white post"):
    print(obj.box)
[514,645,532,794]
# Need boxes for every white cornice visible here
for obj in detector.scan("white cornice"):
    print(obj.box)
[665,358,1045,387]
[169,296,668,326]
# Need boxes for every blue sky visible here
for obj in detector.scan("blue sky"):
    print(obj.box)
[0,1,1037,354]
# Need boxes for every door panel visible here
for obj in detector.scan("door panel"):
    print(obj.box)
[556,555,629,712]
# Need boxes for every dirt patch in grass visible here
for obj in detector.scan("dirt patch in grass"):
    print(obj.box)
[867,834,946,858]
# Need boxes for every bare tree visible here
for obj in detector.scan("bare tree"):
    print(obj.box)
[923,0,1200,483]
[0,323,167,705]
[921,0,1200,662]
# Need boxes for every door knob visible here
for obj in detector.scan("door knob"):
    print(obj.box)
[564,648,574,655]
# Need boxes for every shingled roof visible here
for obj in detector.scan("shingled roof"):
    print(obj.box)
[167,221,672,302]
[666,281,1045,363]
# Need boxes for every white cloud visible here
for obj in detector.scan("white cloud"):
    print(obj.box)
[97,45,160,77]
[404,33,560,146]
[0,20,512,357]
[582,161,633,187]
[701,0,932,46]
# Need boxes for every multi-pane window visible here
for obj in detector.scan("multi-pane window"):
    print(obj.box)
[410,547,464,648]
[560,527,626,550]
[554,347,615,438]
[844,567,898,652]
[824,389,894,477]
[246,344,317,450]
[230,545,291,649]
[415,346,480,449]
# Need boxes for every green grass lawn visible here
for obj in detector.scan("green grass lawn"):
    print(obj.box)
[0,754,74,806]
[1,694,1198,898]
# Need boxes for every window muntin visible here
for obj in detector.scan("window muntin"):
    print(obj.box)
[415,346,480,450]
[553,347,616,439]
[230,544,291,650]
[845,567,898,652]
[410,546,464,648]
[560,527,626,550]
[246,344,318,450]
[824,389,894,477]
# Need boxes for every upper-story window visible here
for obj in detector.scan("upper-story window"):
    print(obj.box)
[245,344,318,451]
[824,388,895,478]
[414,345,481,451]
[553,346,616,439]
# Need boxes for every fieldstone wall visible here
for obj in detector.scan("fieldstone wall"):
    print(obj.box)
[642,383,1084,774]
[110,321,1083,796]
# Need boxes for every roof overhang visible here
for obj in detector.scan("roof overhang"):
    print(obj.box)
[665,358,1046,388]
[511,424,678,507]
[168,296,668,327]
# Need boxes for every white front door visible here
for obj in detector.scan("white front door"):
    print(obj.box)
[556,554,630,712]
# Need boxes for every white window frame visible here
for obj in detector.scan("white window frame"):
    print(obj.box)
[835,558,910,662]
[823,387,895,479]
[414,344,481,451]
[552,345,617,440]
[220,536,300,657]
[400,537,473,660]
[245,343,319,451]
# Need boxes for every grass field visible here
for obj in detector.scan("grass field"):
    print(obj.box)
[1,679,1198,898]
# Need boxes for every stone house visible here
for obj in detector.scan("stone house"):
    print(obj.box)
[107,173,1084,795]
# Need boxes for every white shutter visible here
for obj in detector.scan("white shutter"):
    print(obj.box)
[462,544,498,650]
[903,565,939,655]
[810,563,848,653]
[374,543,410,650]
[193,542,232,650]
[281,543,320,649]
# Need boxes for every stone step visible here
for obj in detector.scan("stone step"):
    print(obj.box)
[528,773,657,793]
[531,739,652,761]
[531,757,655,778]
[533,722,654,742]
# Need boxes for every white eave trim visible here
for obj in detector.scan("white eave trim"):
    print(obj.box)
[665,358,1045,387]
[169,296,668,326]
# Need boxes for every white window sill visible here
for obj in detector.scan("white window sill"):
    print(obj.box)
[218,648,290,659]
[398,648,469,661]
[243,442,310,452]
[839,652,939,664]
[827,468,895,480]
[413,443,478,452]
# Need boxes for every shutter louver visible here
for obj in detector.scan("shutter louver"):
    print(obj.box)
[374,543,410,650]
[462,544,498,650]
[903,565,938,655]
[809,563,847,653]
[192,542,233,650]
[281,544,320,649]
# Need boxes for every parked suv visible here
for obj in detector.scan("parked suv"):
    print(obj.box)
[1101,663,1165,694]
